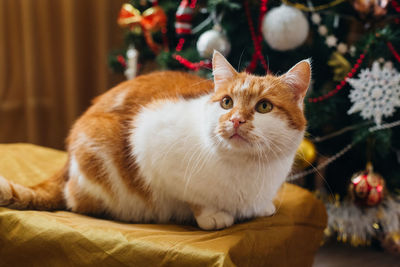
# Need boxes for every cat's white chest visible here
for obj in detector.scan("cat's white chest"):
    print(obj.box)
[130,96,292,219]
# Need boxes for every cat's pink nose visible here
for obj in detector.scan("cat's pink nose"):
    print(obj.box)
[230,118,246,129]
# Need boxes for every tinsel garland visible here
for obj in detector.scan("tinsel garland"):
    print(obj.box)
[294,119,400,246]
[325,196,400,246]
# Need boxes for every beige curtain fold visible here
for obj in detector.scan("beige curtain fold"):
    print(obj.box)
[0,0,125,149]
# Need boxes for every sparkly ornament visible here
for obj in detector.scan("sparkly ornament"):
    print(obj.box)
[196,25,231,59]
[324,194,400,247]
[175,0,194,37]
[347,61,400,125]
[261,5,309,51]
[325,35,338,47]
[352,0,389,17]
[349,163,385,206]
[124,45,139,80]
[294,138,317,170]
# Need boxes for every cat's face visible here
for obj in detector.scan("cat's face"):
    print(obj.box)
[207,51,311,157]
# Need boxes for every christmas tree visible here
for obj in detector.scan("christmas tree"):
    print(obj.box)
[110,0,400,250]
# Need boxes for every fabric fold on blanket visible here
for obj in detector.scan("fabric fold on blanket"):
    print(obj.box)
[0,143,326,267]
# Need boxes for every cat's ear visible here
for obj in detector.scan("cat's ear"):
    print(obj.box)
[282,59,311,107]
[212,50,237,90]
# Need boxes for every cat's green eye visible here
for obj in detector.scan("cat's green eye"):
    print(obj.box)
[220,96,233,109]
[255,100,273,113]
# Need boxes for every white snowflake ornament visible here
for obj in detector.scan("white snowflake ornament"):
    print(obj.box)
[347,61,400,125]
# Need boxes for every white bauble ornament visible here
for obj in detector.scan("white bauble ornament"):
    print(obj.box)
[262,5,309,51]
[196,25,231,59]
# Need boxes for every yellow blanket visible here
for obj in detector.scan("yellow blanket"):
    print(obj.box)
[0,143,326,267]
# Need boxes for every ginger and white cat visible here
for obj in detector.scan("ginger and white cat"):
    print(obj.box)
[0,51,311,230]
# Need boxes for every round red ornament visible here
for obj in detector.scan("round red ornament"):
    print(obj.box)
[349,163,385,206]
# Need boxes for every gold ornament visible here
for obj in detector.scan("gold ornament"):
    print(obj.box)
[294,138,317,170]
[328,52,352,81]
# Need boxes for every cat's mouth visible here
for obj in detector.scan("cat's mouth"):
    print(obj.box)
[229,133,248,143]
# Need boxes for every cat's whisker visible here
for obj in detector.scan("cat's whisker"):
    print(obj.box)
[237,48,246,72]
[182,142,208,194]
[188,77,213,89]
[159,134,192,166]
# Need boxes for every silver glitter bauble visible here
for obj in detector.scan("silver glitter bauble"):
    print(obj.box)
[196,26,231,59]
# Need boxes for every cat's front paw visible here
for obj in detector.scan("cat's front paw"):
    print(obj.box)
[258,201,276,217]
[195,208,234,230]
[0,176,12,206]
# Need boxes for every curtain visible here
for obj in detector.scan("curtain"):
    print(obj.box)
[0,0,126,149]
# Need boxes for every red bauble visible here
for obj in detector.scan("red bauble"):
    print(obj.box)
[349,163,385,206]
